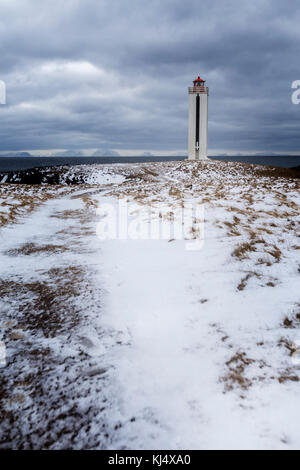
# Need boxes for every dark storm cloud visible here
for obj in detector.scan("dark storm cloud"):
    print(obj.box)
[0,0,300,153]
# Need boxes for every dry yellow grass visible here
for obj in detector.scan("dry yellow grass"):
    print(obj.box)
[237,271,260,291]
[222,352,256,391]
[0,185,77,227]
[232,241,258,259]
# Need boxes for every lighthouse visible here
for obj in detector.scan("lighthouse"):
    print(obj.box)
[188,76,209,160]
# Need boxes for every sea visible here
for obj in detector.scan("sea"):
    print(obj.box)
[0,155,299,173]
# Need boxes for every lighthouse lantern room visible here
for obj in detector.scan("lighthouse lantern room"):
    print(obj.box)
[188,76,209,160]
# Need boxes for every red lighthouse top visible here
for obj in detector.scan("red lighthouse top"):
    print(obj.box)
[193,76,205,84]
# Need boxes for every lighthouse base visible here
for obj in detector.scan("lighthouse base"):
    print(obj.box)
[188,151,208,161]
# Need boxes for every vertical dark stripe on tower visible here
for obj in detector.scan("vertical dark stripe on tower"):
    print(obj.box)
[195,94,199,147]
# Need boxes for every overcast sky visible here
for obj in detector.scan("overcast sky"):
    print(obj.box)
[0,0,300,155]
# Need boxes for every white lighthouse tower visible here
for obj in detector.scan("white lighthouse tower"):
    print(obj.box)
[188,76,209,160]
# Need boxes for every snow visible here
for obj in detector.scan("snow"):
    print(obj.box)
[61,165,125,185]
[0,160,299,449]
[96,204,300,449]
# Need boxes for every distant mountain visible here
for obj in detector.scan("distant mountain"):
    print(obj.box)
[173,152,188,157]
[51,150,85,157]
[140,152,154,157]
[0,152,33,158]
[14,152,33,157]
[92,149,120,157]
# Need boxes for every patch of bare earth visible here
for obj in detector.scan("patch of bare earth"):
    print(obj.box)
[221,352,256,392]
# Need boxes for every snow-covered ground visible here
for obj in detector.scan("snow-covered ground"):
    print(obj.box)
[0,160,299,449]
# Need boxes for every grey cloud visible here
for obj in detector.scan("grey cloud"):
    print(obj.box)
[0,0,300,153]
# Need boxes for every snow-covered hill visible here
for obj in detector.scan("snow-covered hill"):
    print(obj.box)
[0,160,299,449]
